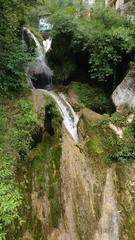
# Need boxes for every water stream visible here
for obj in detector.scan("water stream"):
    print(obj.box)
[40,89,79,143]
[23,27,53,87]
[23,27,79,143]
[43,38,52,54]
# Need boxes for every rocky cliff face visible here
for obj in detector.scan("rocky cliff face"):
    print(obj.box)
[115,163,135,240]
[112,70,135,110]
[21,89,135,240]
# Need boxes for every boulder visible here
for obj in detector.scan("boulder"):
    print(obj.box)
[112,70,135,109]
[81,108,103,121]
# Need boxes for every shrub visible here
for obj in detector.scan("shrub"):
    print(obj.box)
[71,82,113,113]
[0,0,37,94]
[110,112,127,128]
[109,146,135,164]
[12,100,37,158]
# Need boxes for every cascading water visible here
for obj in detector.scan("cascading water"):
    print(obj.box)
[23,27,53,88]
[40,89,79,143]
[24,27,79,143]
[43,38,52,54]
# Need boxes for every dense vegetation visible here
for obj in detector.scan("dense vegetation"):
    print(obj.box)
[0,0,38,94]
[71,82,114,113]
[0,96,39,239]
[49,6,135,90]
[109,114,135,164]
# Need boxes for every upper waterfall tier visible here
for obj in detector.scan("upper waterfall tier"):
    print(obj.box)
[23,27,53,83]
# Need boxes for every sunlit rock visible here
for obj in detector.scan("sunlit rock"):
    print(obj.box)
[112,70,135,109]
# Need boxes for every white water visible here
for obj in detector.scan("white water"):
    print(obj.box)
[40,89,79,143]
[23,27,53,79]
[24,27,79,143]
[43,39,52,53]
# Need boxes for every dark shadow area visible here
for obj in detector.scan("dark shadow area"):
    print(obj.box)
[31,73,52,89]
[44,105,55,136]
[31,127,43,148]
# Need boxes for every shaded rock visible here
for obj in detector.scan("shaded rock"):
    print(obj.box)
[112,70,135,109]
[81,108,103,122]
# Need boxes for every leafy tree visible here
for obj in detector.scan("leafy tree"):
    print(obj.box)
[0,0,37,94]
[49,6,135,88]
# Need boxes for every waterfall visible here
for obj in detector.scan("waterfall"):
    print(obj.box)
[23,27,53,87]
[39,89,79,143]
[23,27,79,143]
[43,38,52,54]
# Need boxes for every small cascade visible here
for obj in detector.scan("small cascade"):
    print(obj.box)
[23,27,53,88]
[23,27,79,143]
[39,89,79,143]
[43,38,52,53]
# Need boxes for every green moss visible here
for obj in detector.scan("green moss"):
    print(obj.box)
[53,146,62,170]
[33,219,44,240]
[108,117,135,164]
[0,94,43,239]
[86,119,117,161]
[11,99,38,159]
[32,136,62,228]
[110,111,127,128]
[88,136,104,155]
[30,101,62,228]
[0,98,25,239]
[71,82,114,114]
[79,117,117,229]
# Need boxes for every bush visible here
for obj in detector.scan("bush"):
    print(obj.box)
[109,146,135,164]
[0,0,37,94]
[71,82,113,113]
[12,100,37,158]
[110,112,127,128]
[107,115,135,164]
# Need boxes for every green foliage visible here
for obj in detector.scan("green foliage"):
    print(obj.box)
[49,7,135,86]
[32,100,62,228]
[0,152,23,239]
[129,215,135,224]
[86,118,117,160]
[0,182,22,231]
[45,96,63,131]
[12,100,37,157]
[108,115,135,164]
[0,102,23,239]
[110,112,127,128]
[71,81,113,113]
[0,0,38,94]
[48,12,77,83]
[109,146,135,164]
